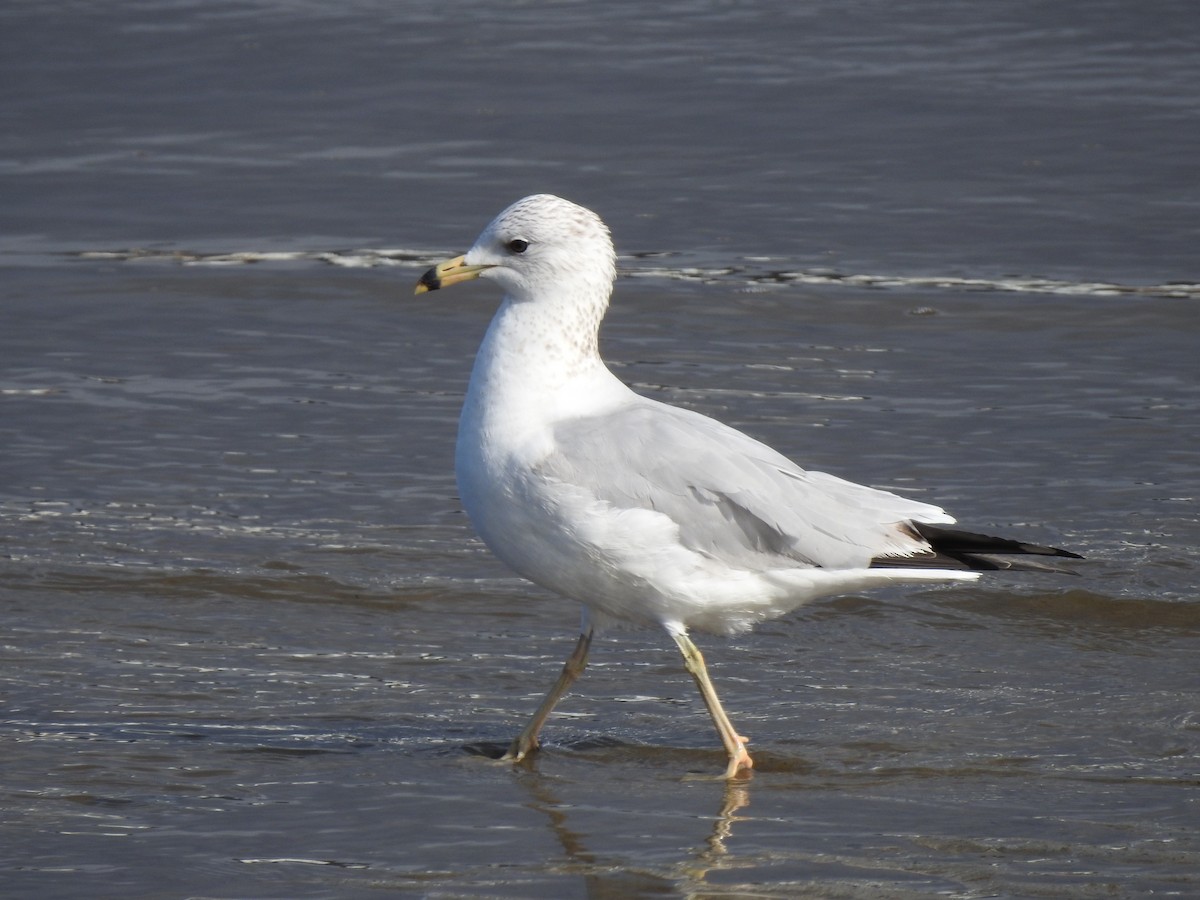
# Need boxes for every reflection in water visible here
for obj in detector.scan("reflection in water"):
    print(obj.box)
[704,782,750,860]
[517,770,751,898]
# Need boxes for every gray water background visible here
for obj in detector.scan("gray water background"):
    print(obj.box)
[2,1,1198,897]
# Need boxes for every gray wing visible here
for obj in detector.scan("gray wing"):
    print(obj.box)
[541,399,951,570]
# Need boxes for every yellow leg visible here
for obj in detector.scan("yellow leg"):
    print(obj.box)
[670,630,753,779]
[503,628,594,762]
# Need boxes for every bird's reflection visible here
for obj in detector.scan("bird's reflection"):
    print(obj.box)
[510,757,752,898]
[704,780,750,859]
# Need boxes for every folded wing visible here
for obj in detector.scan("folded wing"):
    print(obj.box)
[543,399,956,571]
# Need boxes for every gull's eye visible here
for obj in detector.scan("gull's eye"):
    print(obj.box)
[506,238,530,254]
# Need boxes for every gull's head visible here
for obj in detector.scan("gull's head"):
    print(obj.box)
[415,194,616,304]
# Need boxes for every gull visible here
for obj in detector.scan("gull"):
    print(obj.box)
[415,194,1080,778]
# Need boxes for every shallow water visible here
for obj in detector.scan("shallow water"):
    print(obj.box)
[3,2,1198,897]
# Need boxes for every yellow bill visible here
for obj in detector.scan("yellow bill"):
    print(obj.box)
[414,255,495,294]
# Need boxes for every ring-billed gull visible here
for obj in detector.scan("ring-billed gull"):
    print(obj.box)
[415,194,1081,778]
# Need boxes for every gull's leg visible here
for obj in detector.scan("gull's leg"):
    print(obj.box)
[503,627,594,762]
[669,629,753,779]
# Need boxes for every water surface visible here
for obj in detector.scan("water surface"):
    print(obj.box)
[2,2,1197,897]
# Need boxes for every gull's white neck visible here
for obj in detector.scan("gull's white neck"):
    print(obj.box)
[453,271,631,589]
[461,287,619,431]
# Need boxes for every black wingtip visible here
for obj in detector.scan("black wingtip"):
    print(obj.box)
[912,523,1083,559]
[872,522,1083,574]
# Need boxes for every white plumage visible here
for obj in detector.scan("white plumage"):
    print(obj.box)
[416,194,1078,778]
